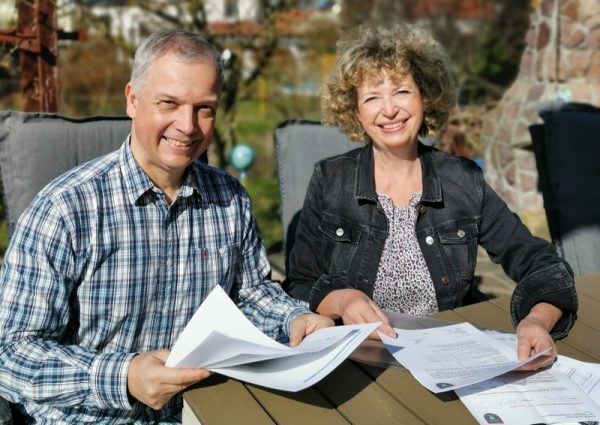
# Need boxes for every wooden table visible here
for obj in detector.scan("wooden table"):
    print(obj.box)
[183,274,600,425]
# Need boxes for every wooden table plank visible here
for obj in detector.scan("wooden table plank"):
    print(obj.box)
[247,385,349,425]
[574,273,600,302]
[358,364,477,425]
[183,375,275,425]
[316,361,424,424]
[577,295,600,331]
[451,300,515,332]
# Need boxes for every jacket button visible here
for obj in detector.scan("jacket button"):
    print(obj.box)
[336,228,344,237]
[457,229,465,238]
[419,205,427,214]
[425,236,434,245]
[441,275,449,284]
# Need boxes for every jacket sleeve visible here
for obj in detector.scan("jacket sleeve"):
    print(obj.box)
[285,165,350,311]
[477,174,577,339]
[0,196,134,410]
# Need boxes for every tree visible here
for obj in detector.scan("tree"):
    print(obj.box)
[64,0,301,167]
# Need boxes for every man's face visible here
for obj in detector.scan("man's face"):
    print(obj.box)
[125,52,220,186]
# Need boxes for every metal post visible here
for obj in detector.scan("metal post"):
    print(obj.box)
[17,0,59,112]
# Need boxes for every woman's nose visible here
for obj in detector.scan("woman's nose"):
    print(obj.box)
[381,97,398,117]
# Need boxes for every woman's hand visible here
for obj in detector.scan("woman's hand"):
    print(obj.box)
[317,289,396,339]
[515,302,562,371]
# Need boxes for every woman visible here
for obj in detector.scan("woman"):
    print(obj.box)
[285,24,577,370]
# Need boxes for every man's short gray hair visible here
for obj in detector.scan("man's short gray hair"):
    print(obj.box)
[130,29,224,94]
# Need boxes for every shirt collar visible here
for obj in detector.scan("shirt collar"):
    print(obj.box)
[119,136,203,205]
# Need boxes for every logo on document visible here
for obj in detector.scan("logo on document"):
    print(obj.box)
[483,413,504,424]
[435,382,454,390]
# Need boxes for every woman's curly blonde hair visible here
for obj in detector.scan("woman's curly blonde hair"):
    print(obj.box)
[322,24,456,142]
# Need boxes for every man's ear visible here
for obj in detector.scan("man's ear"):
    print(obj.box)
[125,83,137,119]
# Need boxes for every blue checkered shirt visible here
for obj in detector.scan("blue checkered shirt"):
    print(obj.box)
[0,139,308,424]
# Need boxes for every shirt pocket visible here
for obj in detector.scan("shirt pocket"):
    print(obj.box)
[436,219,479,281]
[190,244,240,294]
[319,214,362,276]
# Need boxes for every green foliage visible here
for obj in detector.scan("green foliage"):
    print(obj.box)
[243,177,282,253]
[0,220,7,257]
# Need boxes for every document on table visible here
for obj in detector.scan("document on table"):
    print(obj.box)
[455,368,600,425]
[165,285,379,392]
[452,328,600,424]
[378,322,550,393]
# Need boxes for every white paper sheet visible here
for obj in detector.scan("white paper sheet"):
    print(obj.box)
[165,285,380,391]
[455,369,600,425]
[379,322,550,393]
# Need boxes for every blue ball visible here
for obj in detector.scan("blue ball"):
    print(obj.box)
[230,144,254,171]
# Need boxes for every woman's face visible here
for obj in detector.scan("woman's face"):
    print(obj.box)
[355,69,423,154]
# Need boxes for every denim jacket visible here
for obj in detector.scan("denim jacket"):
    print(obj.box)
[286,142,577,338]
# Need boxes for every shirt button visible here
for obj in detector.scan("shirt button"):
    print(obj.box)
[219,247,226,255]
[425,236,434,245]
[457,229,465,238]
[336,228,344,237]
[441,275,450,284]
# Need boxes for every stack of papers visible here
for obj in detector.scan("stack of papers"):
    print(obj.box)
[168,286,600,423]
[379,323,600,424]
[166,285,379,392]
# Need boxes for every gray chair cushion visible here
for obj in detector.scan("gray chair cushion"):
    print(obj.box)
[274,120,358,271]
[0,111,131,237]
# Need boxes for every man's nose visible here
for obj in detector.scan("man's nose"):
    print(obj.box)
[176,106,198,135]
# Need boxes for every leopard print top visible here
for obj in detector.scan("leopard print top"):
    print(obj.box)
[372,192,439,316]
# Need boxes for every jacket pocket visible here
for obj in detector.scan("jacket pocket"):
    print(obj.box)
[437,219,478,281]
[319,214,362,275]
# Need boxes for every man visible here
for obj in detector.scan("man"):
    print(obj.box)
[0,29,332,423]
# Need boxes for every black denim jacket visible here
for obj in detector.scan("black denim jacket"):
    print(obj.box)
[286,142,577,338]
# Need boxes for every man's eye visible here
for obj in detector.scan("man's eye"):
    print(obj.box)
[198,106,216,117]
[157,100,177,109]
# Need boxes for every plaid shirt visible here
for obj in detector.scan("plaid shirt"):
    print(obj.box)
[0,139,308,424]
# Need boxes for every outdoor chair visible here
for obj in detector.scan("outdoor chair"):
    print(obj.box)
[0,112,133,238]
[528,102,600,276]
[273,120,357,274]
[0,111,134,422]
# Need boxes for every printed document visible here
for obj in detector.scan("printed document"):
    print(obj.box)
[455,328,600,424]
[455,368,600,424]
[166,285,379,392]
[378,322,550,393]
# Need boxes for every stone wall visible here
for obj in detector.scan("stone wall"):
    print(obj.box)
[480,0,600,238]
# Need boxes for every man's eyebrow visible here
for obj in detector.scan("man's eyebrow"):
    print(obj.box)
[154,93,178,100]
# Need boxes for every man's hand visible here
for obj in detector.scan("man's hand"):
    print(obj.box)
[289,313,334,347]
[127,349,212,410]
[318,289,396,339]
[515,302,562,371]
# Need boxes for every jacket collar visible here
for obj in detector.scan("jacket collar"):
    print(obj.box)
[354,141,442,204]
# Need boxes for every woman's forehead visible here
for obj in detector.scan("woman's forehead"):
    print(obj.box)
[357,67,414,87]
